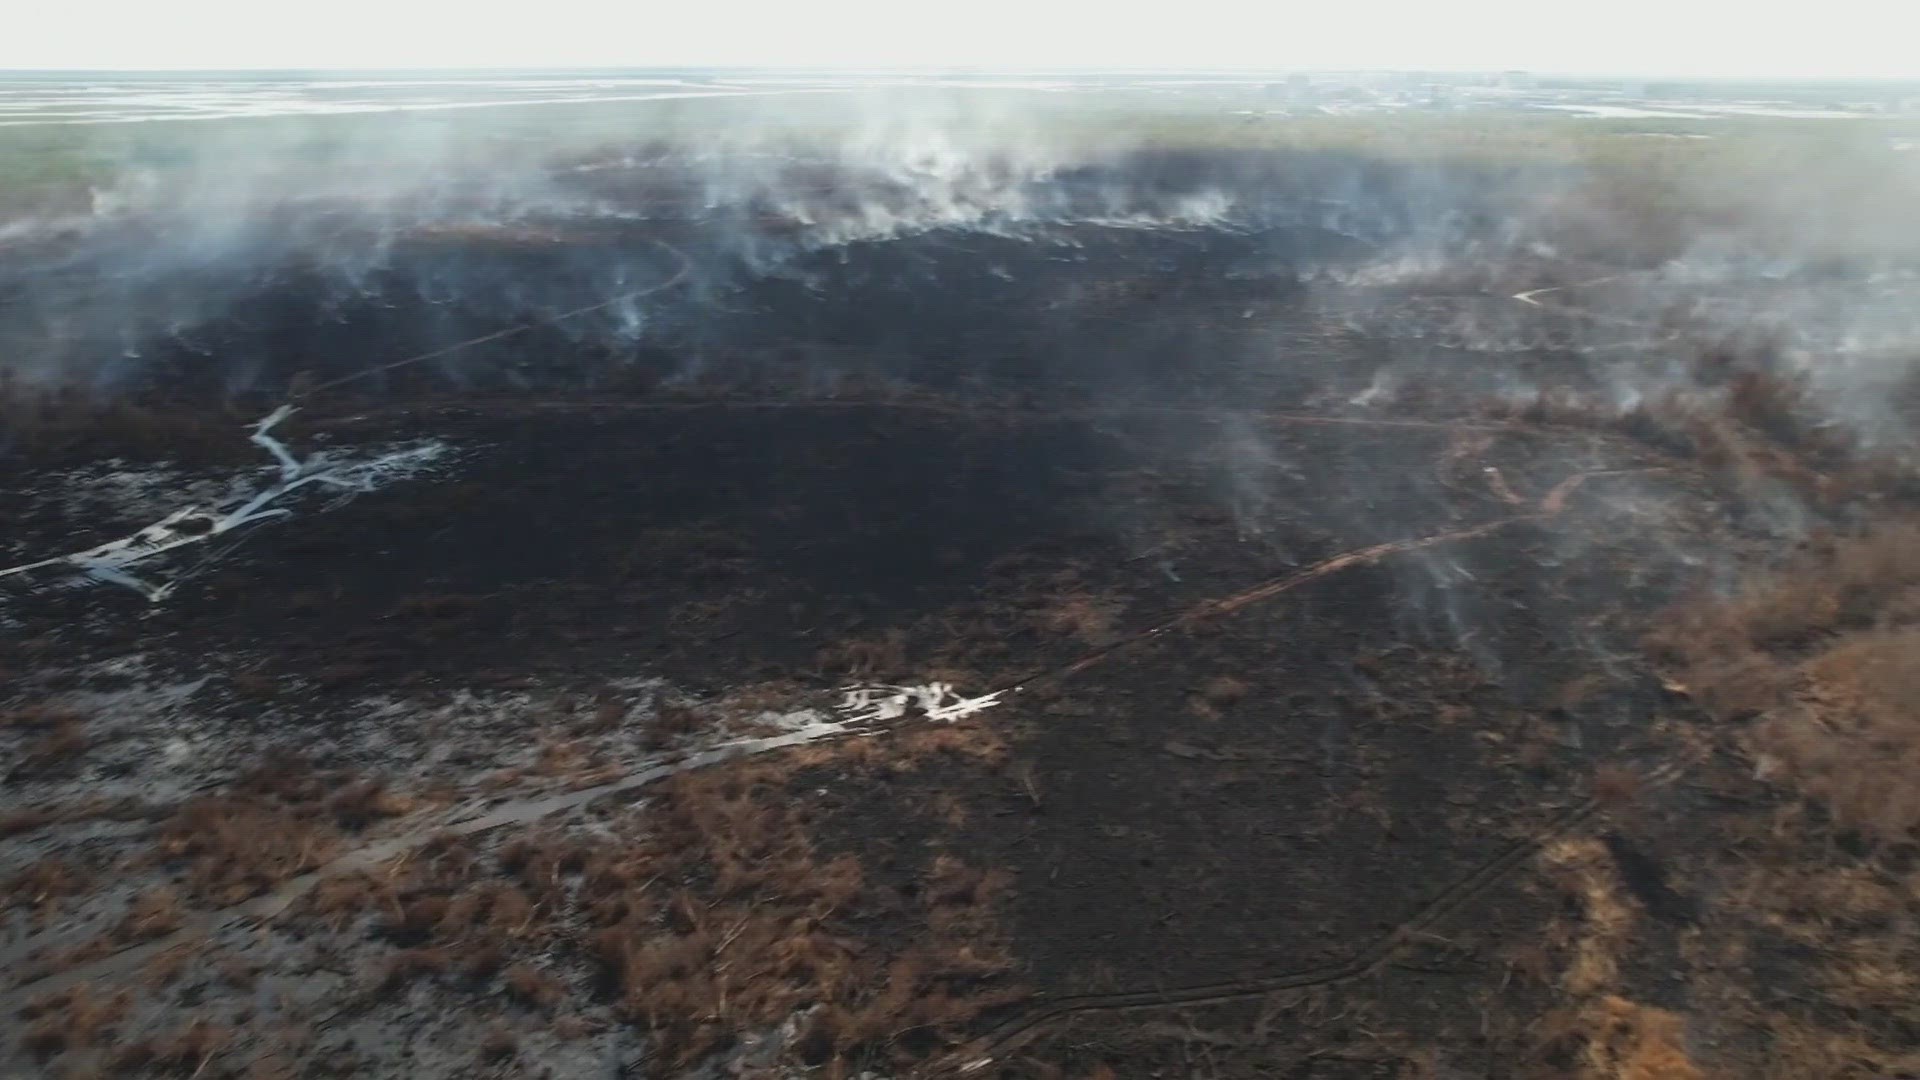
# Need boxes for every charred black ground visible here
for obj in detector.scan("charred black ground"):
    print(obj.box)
[3,139,1919,1080]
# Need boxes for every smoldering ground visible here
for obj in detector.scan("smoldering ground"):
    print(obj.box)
[1,88,1914,415]
[3,86,1916,662]
[5,82,1920,1080]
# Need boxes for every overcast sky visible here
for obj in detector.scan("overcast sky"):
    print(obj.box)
[9,0,1920,77]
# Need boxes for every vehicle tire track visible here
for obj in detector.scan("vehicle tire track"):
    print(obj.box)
[1,467,1659,1019]
[929,756,1696,1074]
[1034,513,1539,686]
[294,238,692,399]
[1,508,1531,1005]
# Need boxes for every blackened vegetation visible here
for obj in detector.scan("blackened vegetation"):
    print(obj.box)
[3,148,1920,1079]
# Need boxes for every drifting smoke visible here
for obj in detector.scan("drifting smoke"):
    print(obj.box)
[1,82,1918,458]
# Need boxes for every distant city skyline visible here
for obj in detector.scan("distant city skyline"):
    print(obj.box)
[11,0,1920,78]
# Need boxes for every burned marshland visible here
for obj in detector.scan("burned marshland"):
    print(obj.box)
[5,80,1920,1078]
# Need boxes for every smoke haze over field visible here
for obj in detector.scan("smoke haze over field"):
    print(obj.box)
[1,79,1918,464]
[14,51,1920,1080]
[16,52,1920,1080]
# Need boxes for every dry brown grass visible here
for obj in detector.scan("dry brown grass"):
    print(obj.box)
[119,885,185,941]
[643,701,708,749]
[233,697,1015,1073]
[1483,358,1889,511]
[143,939,203,988]
[1631,506,1920,1075]
[478,1022,518,1063]
[1188,673,1251,720]
[648,765,862,905]
[1648,518,1920,838]
[241,754,419,818]
[213,954,257,990]
[530,737,597,778]
[108,1018,234,1075]
[791,721,1011,778]
[4,857,88,928]
[1590,765,1644,811]
[0,702,86,729]
[1680,842,1920,1079]
[285,827,590,1005]
[0,799,154,844]
[550,1014,600,1040]
[582,761,1019,1073]
[302,870,394,932]
[1755,1025,1920,1080]
[1541,839,1635,998]
[153,796,341,905]
[0,807,58,838]
[134,759,415,911]
[564,691,627,737]
[1036,593,1125,645]
[1533,839,1707,1079]
[714,680,810,717]
[1200,675,1251,705]
[1573,997,1708,1080]
[503,963,568,1011]
[1747,628,1920,837]
[378,946,453,989]
[324,780,417,831]
[16,986,131,1057]
[7,715,92,780]
[816,629,912,681]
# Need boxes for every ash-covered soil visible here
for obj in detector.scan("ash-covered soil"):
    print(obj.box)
[1,216,1912,1080]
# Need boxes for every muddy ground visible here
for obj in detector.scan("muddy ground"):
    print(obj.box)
[1,220,1910,1079]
